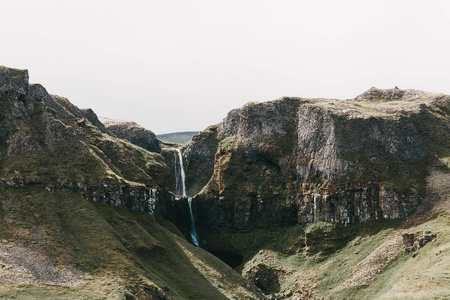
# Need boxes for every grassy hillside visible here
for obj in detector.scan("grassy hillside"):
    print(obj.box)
[202,167,450,299]
[2,172,447,299]
[0,185,261,299]
[157,132,199,145]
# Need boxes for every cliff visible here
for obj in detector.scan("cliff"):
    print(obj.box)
[180,87,450,299]
[184,88,450,231]
[0,66,261,299]
[0,67,173,215]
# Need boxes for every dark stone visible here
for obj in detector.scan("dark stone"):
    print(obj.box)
[0,66,29,96]
[247,264,280,294]
[403,231,436,255]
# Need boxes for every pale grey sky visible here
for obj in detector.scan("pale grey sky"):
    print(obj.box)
[1,0,449,134]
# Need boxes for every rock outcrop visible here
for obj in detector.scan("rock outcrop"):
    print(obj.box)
[99,117,161,153]
[184,88,450,232]
[403,231,437,256]
[0,66,29,96]
[183,125,221,196]
[0,66,176,219]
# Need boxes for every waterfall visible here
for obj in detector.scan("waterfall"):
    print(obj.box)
[174,149,187,197]
[173,149,199,246]
[188,198,200,247]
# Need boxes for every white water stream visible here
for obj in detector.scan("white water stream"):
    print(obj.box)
[174,149,199,247]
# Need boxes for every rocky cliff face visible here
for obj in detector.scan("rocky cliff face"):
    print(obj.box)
[99,117,161,153]
[184,88,450,232]
[183,125,221,196]
[0,66,176,218]
[0,66,262,299]
[0,66,29,96]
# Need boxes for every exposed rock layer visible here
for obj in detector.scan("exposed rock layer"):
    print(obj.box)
[0,66,176,219]
[0,66,261,299]
[184,88,450,232]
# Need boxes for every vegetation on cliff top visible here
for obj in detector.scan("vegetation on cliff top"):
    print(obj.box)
[157,131,199,145]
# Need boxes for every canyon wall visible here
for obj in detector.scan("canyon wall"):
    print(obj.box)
[184,88,450,232]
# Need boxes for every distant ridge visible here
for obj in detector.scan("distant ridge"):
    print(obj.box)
[157,131,199,145]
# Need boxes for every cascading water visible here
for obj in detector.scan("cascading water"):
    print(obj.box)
[188,198,200,246]
[174,149,187,197]
[173,149,199,247]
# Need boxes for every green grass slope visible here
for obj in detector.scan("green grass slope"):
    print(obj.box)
[0,185,261,299]
[205,166,450,299]
[157,132,199,145]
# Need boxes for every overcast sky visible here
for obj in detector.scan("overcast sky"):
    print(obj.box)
[2,1,450,134]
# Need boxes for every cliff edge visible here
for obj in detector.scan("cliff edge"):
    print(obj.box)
[184,87,450,231]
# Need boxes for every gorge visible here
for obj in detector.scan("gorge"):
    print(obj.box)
[0,66,449,299]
